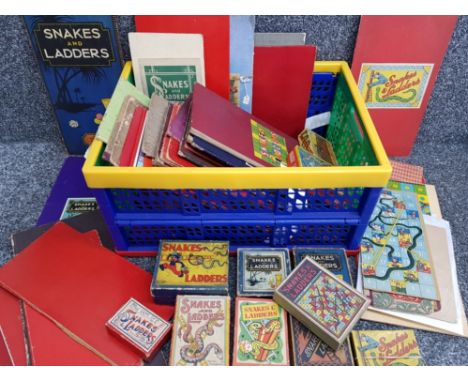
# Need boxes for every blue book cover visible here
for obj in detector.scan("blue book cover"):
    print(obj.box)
[292,247,353,285]
[229,16,255,113]
[24,16,123,154]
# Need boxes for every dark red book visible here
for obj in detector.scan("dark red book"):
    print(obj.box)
[252,45,316,137]
[351,16,458,156]
[189,83,297,167]
[0,223,174,366]
[135,16,230,101]
[119,106,147,167]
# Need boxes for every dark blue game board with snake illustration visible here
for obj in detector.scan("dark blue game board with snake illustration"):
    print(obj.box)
[360,188,439,301]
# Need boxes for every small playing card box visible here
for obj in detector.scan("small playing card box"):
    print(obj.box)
[274,257,369,350]
[106,298,172,360]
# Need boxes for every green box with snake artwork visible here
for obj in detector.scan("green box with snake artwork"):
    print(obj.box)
[170,295,230,366]
[151,240,229,304]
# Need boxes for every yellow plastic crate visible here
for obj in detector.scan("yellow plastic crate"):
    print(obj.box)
[83,61,391,190]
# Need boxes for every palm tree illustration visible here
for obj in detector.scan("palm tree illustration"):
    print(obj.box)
[29,15,107,113]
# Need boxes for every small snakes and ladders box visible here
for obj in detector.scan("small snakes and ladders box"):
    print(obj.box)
[106,298,172,360]
[169,295,230,366]
[151,240,229,304]
[274,257,369,350]
[233,297,290,366]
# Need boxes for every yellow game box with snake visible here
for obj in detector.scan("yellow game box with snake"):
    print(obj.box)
[170,295,230,366]
[151,240,229,304]
[233,297,290,366]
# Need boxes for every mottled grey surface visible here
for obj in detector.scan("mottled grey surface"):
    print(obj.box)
[0,15,467,365]
[256,15,360,62]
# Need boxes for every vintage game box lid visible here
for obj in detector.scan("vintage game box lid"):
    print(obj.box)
[289,316,354,366]
[106,298,172,360]
[351,330,424,366]
[237,247,291,297]
[274,257,369,350]
[151,241,229,304]
[233,297,290,366]
[292,247,352,286]
[169,295,230,366]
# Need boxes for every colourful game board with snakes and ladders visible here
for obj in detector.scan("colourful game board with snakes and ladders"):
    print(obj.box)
[360,188,439,301]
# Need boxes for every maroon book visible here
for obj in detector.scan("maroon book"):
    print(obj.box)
[189,83,297,167]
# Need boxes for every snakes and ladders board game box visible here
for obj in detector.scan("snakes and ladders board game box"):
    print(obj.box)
[289,316,354,366]
[106,298,172,360]
[169,295,230,366]
[274,257,369,350]
[297,129,338,166]
[292,247,353,286]
[237,248,291,297]
[151,241,229,304]
[233,298,290,366]
[351,330,424,366]
[287,145,332,167]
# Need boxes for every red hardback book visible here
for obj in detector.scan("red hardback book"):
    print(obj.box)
[135,16,230,101]
[189,83,297,167]
[351,16,458,156]
[0,223,174,366]
[119,106,148,167]
[252,45,316,137]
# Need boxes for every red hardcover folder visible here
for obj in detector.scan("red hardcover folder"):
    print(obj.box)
[190,83,297,167]
[252,45,316,137]
[0,223,174,366]
[0,326,14,366]
[119,106,147,167]
[135,16,230,101]
[351,16,458,156]
[24,305,109,366]
[0,288,28,366]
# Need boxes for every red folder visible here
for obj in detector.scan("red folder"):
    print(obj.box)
[119,106,147,167]
[0,223,174,366]
[135,16,230,100]
[24,305,109,366]
[252,45,316,137]
[0,288,28,365]
[351,16,458,156]
[0,326,14,366]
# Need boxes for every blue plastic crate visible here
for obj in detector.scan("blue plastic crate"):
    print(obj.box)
[94,187,382,253]
[307,72,338,136]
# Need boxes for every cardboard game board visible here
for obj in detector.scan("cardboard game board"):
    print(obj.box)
[135,16,230,101]
[351,330,424,366]
[37,157,98,226]
[360,188,440,305]
[352,16,458,156]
